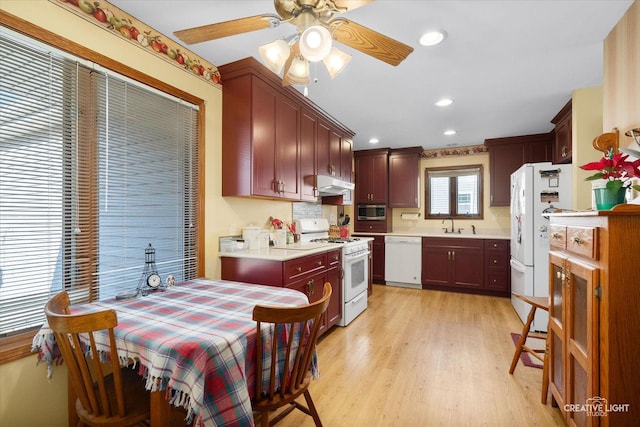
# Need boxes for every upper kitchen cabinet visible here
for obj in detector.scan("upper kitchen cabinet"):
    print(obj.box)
[354,148,389,204]
[551,100,572,164]
[388,147,423,208]
[484,133,553,206]
[317,118,353,183]
[300,108,319,201]
[219,57,354,202]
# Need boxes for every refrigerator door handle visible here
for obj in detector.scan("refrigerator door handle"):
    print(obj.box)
[510,258,527,273]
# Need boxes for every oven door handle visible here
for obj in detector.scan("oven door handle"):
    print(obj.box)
[344,251,370,263]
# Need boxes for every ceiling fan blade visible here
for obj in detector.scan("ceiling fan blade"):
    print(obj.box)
[174,15,280,45]
[331,18,414,66]
[331,0,375,12]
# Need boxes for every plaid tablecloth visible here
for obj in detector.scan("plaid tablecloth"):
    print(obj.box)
[32,278,309,427]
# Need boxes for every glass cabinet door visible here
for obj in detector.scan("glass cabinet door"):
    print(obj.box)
[548,252,567,406]
[566,258,599,427]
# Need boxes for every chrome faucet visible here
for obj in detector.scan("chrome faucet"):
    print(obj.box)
[442,217,454,233]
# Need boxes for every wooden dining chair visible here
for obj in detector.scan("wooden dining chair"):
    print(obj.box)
[509,292,550,404]
[44,291,150,427]
[252,282,332,427]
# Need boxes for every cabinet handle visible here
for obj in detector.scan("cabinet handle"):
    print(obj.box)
[493,259,498,264]
[317,260,322,266]
[561,146,568,158]
[452,251,455,261]
[306,279,315,296]
[572,237,584,245]
[296,267,302,272]
[551,233,562,240]
[447,251,451,261]
[274,179,285,194]
[493,243,498,248]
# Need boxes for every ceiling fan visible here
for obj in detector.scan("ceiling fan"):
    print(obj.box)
[173,0,414,85]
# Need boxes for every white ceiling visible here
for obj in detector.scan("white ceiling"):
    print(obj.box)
[109,0,633,151]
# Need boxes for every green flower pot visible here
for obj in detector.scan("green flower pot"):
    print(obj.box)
[593,187,626,210]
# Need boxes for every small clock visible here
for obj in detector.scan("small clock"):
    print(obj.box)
[147,272,162,288]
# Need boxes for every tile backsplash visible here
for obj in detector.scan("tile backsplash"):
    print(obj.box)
[292,202,322,220]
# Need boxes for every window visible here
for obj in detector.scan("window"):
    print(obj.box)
[0,29,200,338]
[425,165,483,219]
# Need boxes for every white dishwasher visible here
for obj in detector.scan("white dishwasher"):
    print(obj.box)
[384,236,422,289]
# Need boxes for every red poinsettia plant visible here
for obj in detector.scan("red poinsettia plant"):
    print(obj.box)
[580,149,640,193]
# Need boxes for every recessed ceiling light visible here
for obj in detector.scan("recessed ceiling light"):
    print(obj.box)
[435,98,453,107]
[444,129,456,136]
[369,137,379,144]
[419,30,446,47]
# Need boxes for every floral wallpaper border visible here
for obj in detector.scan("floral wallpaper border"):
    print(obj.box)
[49,0,221,87]
[421,144,488,158]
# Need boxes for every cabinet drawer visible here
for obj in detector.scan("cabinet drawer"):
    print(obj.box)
[484,239,509,252]
[354,220,388,233]
[327,249,341,268]
[486,253,508,269]
[549,225,566,250]
[486,271,509,292]
[566,226,597,260]
[284,253,327,284]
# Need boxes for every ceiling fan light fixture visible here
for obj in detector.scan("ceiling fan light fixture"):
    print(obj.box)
[299,24,333,62]
[284,56,311,85]
[322,46,352,79]
[419,30,446,47]
[258,39,290,74]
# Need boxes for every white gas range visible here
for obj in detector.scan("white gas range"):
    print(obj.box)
[295,218,370,326]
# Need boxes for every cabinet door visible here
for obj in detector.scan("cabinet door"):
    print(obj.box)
[286,270,327,333]
[341,137,352,183]
[330,130,342,178]
[388,151,419,208]
[526,140,552,163]
[565,259,599,427]
[554,117,572,164]
[275,95,300,199]
[300,109,318,201]
[489,143,524,206]
[371,236,385,283]
[354,151,389,204]
[251,80,278,197]
[451,247,483,289]
[316,120,332,176]
[326,265,342,329]
[549,252,567,409]
[421,245,451,287]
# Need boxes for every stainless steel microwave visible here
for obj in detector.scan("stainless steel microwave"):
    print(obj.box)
[357,204,386,221]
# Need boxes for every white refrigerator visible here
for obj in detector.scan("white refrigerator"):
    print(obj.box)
[510,162,572,332]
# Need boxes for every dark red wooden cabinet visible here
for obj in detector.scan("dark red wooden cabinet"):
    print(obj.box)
[422,237,510,296]
[388,147,423,208]
[219,57,353,202]
[484,133,553,206]
[221,249,343,335]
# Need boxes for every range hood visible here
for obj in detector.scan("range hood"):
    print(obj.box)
[316,175,354,196]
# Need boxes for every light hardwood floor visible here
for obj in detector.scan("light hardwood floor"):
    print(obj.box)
[278,284,566,426]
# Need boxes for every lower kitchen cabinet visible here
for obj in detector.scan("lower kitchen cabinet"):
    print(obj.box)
[422,237,484,291]
[221,249,343,335]
[422,237,510,296]
[548,207,640,426]
[484,239,510,293]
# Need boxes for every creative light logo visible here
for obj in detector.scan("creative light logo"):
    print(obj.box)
[564,396,630,417]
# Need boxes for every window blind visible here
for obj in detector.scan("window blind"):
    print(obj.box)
[0,30,199,336]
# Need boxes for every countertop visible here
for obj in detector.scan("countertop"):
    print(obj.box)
[219,238,374,261]
[352,230,511,240]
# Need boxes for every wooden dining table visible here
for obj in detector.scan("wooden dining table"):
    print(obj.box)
[33,278,310,427]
